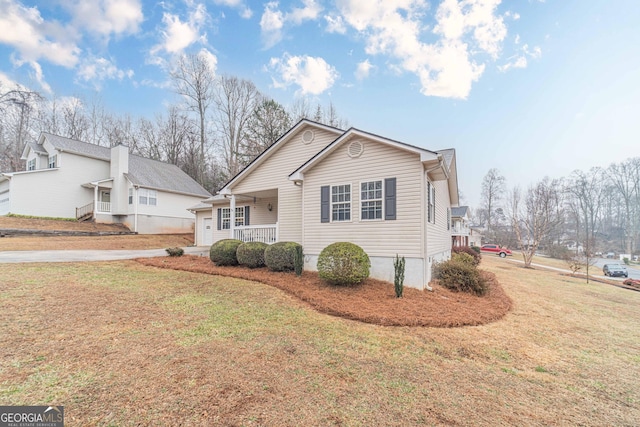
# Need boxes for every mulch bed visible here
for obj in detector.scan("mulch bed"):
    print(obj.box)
[137,255,513,327]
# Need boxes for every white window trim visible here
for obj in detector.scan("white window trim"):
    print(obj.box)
[48,154,57,169]
[330,183,352,222]
[27,158,36,171]
[427,180,436,224]
[138,188,158,206]
[221,206,246,229]
[359,179,384,221]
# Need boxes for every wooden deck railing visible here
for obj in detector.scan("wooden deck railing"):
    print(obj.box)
[76,202,94,221]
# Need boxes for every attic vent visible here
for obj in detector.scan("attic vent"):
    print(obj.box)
[301,129,315,144]
[347,140,364,158]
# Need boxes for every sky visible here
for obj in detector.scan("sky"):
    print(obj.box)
[1,0,639,209]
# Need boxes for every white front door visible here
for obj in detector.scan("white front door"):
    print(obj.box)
[203,217,213,246]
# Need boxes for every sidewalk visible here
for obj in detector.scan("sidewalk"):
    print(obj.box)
[0,246,210,263]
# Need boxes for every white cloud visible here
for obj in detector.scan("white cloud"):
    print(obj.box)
[288,0,322,25]
[0,0,80,67]
[268,54,338,95]
[213,0,253,18]
[62,0,143,37]
[325,14,347,34]
[260,2,285,48]
[498,43,541,73]
[336,0,509,99]
[77,56,134,89]
[151,2,209,56]
[260,0,322,47]
[197,48,218,74]
[355,59,373,80]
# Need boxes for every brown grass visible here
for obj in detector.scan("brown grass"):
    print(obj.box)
[1,258,639,426]
[137,255,512,327]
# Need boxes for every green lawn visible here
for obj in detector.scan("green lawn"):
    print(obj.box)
[1,258,639,426]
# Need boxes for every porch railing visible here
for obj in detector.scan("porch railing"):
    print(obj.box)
[234,224,278,244]
[97,201,111,213]
[76,202,94,221]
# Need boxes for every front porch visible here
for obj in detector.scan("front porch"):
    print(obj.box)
[212,188,279,245]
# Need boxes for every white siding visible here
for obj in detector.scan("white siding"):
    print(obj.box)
[302,136,425,258]
[231,126,339,243]
[426,178,453,257]
[0,180,10,215]
[8,153,109,218]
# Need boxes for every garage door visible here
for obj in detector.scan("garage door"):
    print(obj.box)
[203,217,213,246]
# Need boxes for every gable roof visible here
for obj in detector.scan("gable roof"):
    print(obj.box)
[216,119,344,196]
[30,133,211,197]
[289,127,443,181]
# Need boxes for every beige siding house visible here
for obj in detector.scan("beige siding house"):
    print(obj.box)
[196,120,459,289]
[1,133,211,234]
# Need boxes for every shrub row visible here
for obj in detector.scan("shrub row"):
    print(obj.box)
[209,239,303,274]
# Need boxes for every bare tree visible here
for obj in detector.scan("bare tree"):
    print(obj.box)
[508,177,565,268]
[607,158,639,254]
[240,97,291,165]
[567,168,605,258]
[213,75,259,177]
[170,52,216,184]
[480,168,507,242]
[0,86,42,171]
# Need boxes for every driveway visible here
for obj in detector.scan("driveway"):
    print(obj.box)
[0,246,210,263]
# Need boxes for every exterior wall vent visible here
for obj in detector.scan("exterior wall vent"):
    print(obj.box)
[347,140,364,158]
[301,129,314,144]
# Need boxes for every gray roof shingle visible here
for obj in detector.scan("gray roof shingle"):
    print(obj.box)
[41,133,211,197]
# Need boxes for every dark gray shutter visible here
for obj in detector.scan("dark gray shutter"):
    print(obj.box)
[217,208,222,230]
[384,178,396,220]
[321,186,330,223]
[244,205,250,226]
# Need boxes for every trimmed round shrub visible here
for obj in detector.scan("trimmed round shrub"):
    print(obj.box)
[209,239,242,266]
[453,246,481,266]
[237,241,268,268]
[264,242,303,272]
[317,242,370,286]
[437,259,487,296]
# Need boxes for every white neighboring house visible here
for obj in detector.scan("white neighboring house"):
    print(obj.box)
[192,120,460,290]
[0,133,211,234]
[451,206,471,248]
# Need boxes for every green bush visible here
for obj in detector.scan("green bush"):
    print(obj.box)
[437,259,487,296]
[294,244,304,276]
[264,242,303,272]
[452,246,481,266]
[470,245,481,254]
[237,241,268,268]
[209,239,243,266]
[451,251,475,266]
[317,242,370,286]
[165,247,184,257]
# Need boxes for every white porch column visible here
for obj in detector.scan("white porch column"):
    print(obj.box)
[93,185,98,216]
[230,194,236,239]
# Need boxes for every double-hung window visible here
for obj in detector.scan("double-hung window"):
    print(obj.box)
[331,184,351,221]
[128,188,133,205]
[219,206,247,230]
[27,158,36,171]
[48,155,57,168]
[138,188,157,206]
[427,181,436,223]
[361,180,383,220]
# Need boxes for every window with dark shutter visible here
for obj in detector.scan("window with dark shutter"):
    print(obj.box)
[244,205,250,226]
[384,178,396,220]
[217,208,222,230]
[321,186,330,223]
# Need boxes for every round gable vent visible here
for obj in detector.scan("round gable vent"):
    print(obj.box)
[347,140,364,158]
[301,129,315,144]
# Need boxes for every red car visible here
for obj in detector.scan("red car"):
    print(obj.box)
[480,244,512,258]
